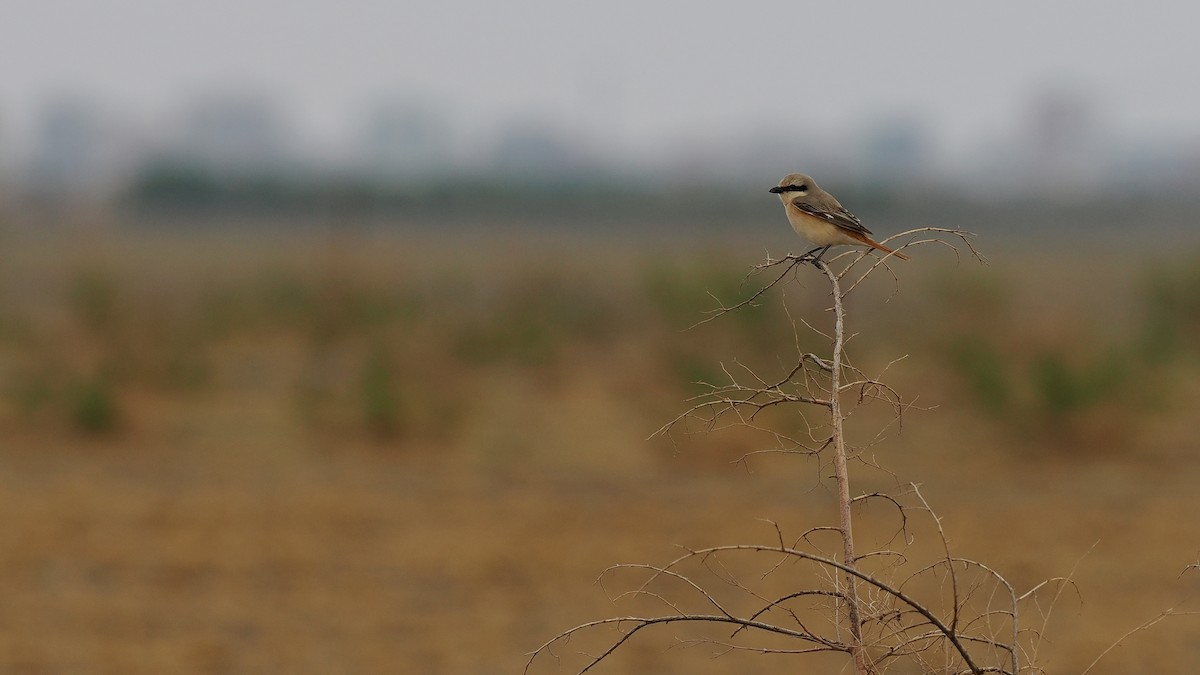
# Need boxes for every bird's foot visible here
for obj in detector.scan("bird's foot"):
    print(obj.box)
[807,246,831,267]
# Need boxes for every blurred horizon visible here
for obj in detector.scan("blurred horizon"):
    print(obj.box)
[3,82,1200,206]
[4,1,1200,216]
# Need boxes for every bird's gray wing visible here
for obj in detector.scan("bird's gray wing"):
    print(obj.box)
[791,198,873,235]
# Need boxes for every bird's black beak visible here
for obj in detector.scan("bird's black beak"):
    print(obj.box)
[769,186,785,193]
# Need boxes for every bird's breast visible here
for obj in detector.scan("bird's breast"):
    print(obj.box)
[785,208,859,247]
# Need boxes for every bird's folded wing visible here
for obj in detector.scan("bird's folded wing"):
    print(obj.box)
[791,199,873,235]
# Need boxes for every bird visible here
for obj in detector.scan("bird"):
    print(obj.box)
[770,173,908,262]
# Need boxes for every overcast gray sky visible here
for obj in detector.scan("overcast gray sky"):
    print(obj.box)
[2,0,1198,158]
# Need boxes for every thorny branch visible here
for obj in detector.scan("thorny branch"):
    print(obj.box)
[527,228,1187,675]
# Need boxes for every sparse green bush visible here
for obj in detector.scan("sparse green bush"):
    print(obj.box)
[70,372,119,434]
[5,356,122,433]
[1030,349,1127,420]
[946,330,1144,450]
[1138,261,1200,362]
[949,336,1011,413]
[360,345,400,438]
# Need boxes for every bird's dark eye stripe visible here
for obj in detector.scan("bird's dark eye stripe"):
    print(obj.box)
[797,184,807,191]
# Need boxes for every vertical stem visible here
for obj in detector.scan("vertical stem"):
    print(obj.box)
[818,260,868,674]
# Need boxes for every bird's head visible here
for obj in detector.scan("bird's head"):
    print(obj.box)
[769,173,816,202]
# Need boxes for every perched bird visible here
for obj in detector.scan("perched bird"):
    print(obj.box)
[770,173,908,262]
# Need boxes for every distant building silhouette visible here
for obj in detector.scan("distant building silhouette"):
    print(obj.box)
[175,92,293,175]
[489,122,593,181]
[357,100,451,181]
[1024,87,1101,198]
[857,117,930,191]
[26,95,118,196]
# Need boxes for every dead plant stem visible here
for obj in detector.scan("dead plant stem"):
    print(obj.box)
[818,259,869,675]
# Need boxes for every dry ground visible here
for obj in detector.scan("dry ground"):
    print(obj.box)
[0,224,1198,673]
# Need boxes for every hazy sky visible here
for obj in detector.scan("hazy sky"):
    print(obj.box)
[2,0,1199,157]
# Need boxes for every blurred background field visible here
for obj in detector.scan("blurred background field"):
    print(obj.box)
[4,2,1200,673]
[1,219,1200,673]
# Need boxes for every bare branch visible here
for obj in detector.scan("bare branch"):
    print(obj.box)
[1080,609,1193,675]
[1028,540,1096,667]
[687,253,808,329]
[524,613,849,675]
[601,564,736,620]
[528,228,1053,675]
[649,543,989,674]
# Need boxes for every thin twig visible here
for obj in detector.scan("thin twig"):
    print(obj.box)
[1080,609,1188,675]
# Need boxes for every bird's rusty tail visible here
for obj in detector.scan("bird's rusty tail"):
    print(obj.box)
[850,231,909,260]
